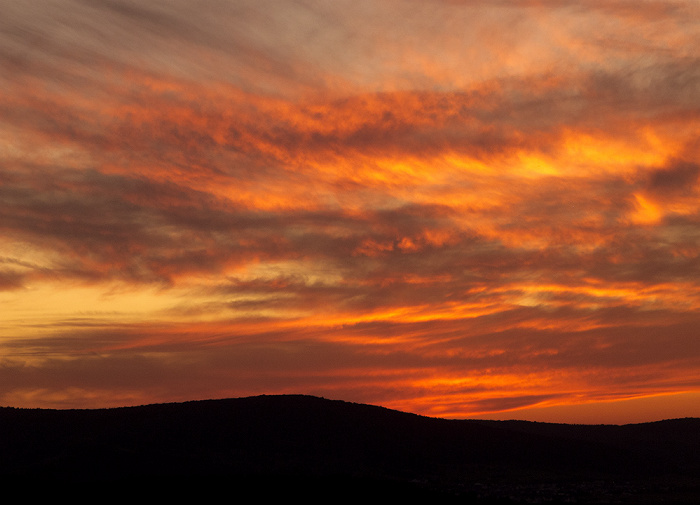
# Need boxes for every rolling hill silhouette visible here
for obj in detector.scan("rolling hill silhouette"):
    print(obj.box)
[1,394,698,502]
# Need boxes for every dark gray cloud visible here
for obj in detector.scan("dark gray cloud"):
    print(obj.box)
[648,160,700,193]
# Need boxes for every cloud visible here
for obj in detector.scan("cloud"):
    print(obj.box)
[1,0,700,419]
[0,269,25,291]
[648,160,700,193]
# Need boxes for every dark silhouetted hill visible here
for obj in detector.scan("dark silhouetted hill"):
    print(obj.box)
[1,394,698,503]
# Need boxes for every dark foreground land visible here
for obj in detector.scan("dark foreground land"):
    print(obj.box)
[1,395,698,503]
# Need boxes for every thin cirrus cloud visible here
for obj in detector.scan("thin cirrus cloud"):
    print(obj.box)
[1,0,699,423]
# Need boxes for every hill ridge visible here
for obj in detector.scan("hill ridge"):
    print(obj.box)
[4,393,696,427]
[1,394,698,503]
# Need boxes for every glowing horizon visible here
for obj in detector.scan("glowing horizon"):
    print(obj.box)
[1,0,699,424]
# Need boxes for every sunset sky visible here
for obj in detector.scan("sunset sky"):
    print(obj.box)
[2,0,700,424]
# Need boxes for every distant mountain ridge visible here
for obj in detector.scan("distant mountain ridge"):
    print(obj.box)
[1,394,698,503]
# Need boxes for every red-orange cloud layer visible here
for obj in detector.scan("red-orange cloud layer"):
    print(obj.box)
[1,0,699,423]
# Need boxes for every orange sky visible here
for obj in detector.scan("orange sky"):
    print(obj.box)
[1,0,699,424]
